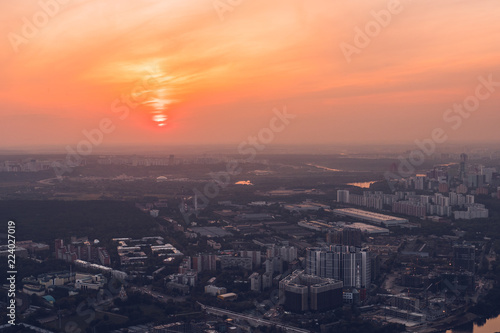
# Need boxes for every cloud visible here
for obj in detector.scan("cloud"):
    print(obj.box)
[1,0,500,148]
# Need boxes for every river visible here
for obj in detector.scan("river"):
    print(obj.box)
[445,314,500,333]
[346,181,377,188]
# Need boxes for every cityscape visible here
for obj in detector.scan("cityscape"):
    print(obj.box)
[1,149,500,333]
[1,1,500,333]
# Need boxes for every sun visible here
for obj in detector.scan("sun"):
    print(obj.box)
[136,66,176,127]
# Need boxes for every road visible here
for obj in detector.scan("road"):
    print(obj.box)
[199,303,310,333]
[132,286,186,303]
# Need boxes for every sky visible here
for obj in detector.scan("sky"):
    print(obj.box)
[1,0,500,151]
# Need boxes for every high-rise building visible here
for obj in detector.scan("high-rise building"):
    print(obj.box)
[438,183,449,193]
[306,246,371,288]
[466,195,475,205]
[337,190,350,203]
[240,250,262,268]
[264,257,283,274]
[262,272,272,290]
[192,254,217,272]
[453,243,475,273]
[266,245,298,262]
[459,153,468,181]
[249,272,262,292]
[415,175,425,190]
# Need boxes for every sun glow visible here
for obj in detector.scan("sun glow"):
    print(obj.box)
[139,66,177,127]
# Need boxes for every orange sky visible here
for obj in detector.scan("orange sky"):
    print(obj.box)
[1,0,500,150]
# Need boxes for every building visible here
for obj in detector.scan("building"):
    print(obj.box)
[348,193,383,210]
[283,201,330,212]
[166,282,190,295]
[476,187,489,196]
[266,245,298,262]
[262,272,273,290]
[207,240,222,250]
[279,270,343,312]
[453,243,475,272]
[265,258,283,274]
[205,285,227,296]
[192,254,217,272]
[438,183,449,193]
[392,201,426,218]
[55,238,112,265]
[249,272,262,292]
[169,271,197,288]
[16,241,50,256]
[337,222,390,235]
[22,283,45,296]
[456,184,468,194]
[240,250,262,268]
[75,274,107,291]
[306,246,371,289]
[37,271,76,289]
[333,208,408,226]
[326,228,362,246]
[218,293,238,301]
[390,295,420,312]
[298,220,335,232]
[98,248,111,266]
[219,255,252,270]
[337,190,350,203]
[343,288,360,304]
[383,306,425,323]
[453,204,489,219]
[459,153,468,181]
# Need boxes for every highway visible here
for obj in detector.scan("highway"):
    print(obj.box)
[198,303,311,333]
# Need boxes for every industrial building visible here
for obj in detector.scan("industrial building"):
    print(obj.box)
[334,208,408,226]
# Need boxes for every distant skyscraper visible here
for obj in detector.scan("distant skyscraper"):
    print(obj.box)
[459,153,468,181]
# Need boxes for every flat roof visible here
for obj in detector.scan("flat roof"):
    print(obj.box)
[336,222,389,234]
[334,208,408,223]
